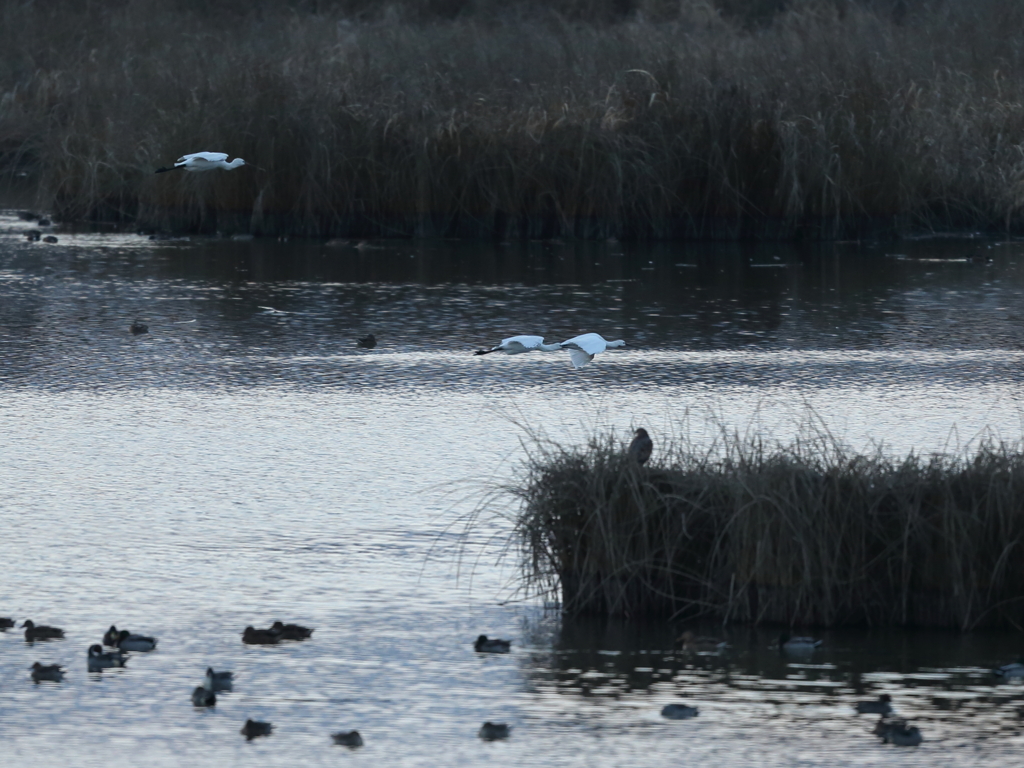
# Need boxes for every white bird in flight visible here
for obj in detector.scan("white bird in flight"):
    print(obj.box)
[559,333,626,368]
[474,335,562,356]
[156,152,246,174]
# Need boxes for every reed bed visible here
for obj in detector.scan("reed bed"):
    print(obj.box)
[4,0,1024,239]
[507,425,1024,629]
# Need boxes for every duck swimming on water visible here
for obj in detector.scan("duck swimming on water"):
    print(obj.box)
[192,686,216,707]
[676,631,729,654]
[994,659,1024,679]
[204,667,234,691]
[332,730,364,747]
[661,703,700,719]
[778,633,822,654]
[22,620,64,641]
[478,722,510,740]
[88,644,128,670]
[30,662,65,682]
[240,719,273,740]
[874,718,923,746]
[116,629,157,652]
[474,635,511,653]
[270,621,313,640]
[855,694,893,715]
[242,626,280,645]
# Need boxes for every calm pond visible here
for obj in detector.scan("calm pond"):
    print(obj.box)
[3,213,1024,765]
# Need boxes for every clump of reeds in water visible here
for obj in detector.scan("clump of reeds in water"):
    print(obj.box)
[6,0,1024,238]
[508,425,1024,629]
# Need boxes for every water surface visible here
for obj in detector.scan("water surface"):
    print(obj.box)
[3,215,1024,765]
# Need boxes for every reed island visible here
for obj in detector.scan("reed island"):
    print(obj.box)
[508,426,1024,629]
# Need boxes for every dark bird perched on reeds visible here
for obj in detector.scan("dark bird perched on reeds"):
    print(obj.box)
[22,620,64,641]
[130,320,148,335]
[242,626,280,645]
[192,686,216,707]
[357,334,376,349]
[204,667,233,691]
[88,644,128,670]
[558,332,626,368]
[661,703,700,719]
[240,719,273,740]
[478,722,510,740]
[30,662,65,682]
[475,335,561,356]
[474,635,511,653]
[156,152,246,173]
[116,629,157,652]
[873,718,923,746]
[855,694,893,715]
[628,428,653,465]
[270,620,313,640]
[0,617,15,630]
[331,730,364,747]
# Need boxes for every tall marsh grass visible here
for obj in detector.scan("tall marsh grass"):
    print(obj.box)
[508,425,1024,629]
[4,0,1024,238]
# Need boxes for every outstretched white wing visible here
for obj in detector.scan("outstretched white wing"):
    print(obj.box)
[177,151,229,164]
[560,333,607,356]
[502,335,545,353]
[566,348,593,368]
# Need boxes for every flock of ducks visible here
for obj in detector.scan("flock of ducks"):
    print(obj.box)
[672,630,925,744]
[9,616,525,745]
[11,611,1024,748]
[668,630,1024,747]
[7,616,356,744]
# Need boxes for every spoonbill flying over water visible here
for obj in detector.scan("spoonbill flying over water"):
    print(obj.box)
[156,152,246,173]
[559,333,625,368]
[474,335,561,356]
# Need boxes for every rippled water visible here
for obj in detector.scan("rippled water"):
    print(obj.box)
[3,213,1024,765]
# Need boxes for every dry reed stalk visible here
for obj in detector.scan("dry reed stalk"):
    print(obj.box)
[506,424,1024,629]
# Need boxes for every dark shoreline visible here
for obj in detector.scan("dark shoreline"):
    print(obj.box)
[4,1,1024,241]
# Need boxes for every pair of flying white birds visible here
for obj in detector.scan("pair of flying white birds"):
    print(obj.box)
[156,155,624,372]
[476,333,625,369]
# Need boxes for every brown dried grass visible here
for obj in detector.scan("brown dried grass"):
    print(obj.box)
[3,1,1024,238]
